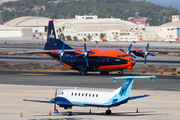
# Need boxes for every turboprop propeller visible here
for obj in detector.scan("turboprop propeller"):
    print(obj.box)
[53,89,59,113]
[76,43,95,66]
[137,43,155,64]
[119,43,136,58]
[51,43,72,65]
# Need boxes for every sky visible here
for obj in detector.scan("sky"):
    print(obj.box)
[144,0,180,10]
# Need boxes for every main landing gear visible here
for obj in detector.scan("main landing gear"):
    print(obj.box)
[106,108,112,115]
[78,67,87,75]
[118,70,123,76]
[66,107,72,116]
[78,70,87,75]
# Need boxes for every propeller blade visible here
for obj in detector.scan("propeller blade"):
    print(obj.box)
[88,52,95,55]
[149,53,155,56]
[127,44,132,53]
[146,43,149,52]
[52,52,60,55]
[76,54,84,57]
[84,43,87,52]
[62,43,65,53]
[85,57,89,66]
[119,49,126,53]
[130,54,136,58]
[144,56,147,64]
[55,89,57,97]
[54,104,56,111]
[60,57,63,65]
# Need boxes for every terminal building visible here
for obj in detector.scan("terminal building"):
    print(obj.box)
[144,15,180,41]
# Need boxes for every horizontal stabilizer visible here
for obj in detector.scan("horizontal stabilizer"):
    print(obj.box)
[111,76,156,83]
[128,94,150,100]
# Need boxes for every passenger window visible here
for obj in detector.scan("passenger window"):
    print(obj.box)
[92,94,94,97]
[89,94,91,97]
[82,93,84,96]
[78,93,80,96]
[75,93,77,96]
[96,94,98,97]
[86,93,88,96]
[71,93,73,96]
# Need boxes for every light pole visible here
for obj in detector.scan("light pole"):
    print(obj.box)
[135,12,139,39]
[35,10,39,35]
[0,11,3,25]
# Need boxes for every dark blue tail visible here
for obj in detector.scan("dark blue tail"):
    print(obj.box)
[44,20,73,50]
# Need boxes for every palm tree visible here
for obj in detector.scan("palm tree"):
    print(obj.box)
[86,34,92,41]
[73,36,78,41]
[59,28,61,33]
[62,26,65,31]
[100,33,105,39]
[66,35,72,41]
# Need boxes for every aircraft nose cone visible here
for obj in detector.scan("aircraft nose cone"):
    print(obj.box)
[131,58,136,66]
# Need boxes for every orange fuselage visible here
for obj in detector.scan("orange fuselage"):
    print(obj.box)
[50,49,135,72]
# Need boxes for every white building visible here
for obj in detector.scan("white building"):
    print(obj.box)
[55,15,142,41]
[0,25,22,37]
[143,15,180,41]
[4,16,51,39]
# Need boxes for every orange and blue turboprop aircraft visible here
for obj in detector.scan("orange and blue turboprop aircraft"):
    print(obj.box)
[5,20,155,75]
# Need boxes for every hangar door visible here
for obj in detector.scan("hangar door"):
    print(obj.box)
[22,28,33,37]
[177,28,180,38]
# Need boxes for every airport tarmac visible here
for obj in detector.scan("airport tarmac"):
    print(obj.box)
[0,84,180,120]
[0,38,180,119]
[1,37,180,49]
[0,71,180,91]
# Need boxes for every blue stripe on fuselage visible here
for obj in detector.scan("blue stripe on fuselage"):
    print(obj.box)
[69,98,128,107]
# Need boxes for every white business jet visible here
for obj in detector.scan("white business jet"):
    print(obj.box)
[162,37,179,43]
[126,37,143,43]
[23,76,156,116]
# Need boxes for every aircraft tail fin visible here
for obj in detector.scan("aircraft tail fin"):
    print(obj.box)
[44,20,73,50]
[139,37,143,41]
[175,37,179,41]
[111,76,156,98]
[101,36,106,41]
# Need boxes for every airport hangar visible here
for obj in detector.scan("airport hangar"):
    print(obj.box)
[1,15,180,41]
[1,15,141,41]
[3,16,51,39]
